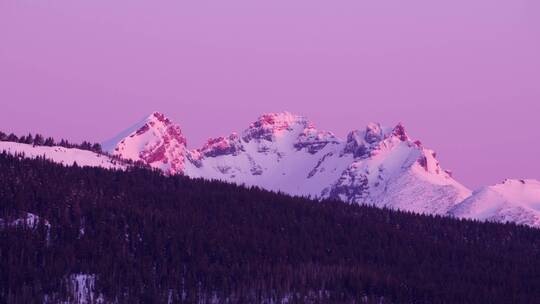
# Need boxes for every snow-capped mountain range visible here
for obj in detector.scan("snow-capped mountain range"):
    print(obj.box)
[102,112,470,215]
[2,111,539,228]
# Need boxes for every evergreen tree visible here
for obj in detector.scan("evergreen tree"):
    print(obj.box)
[59,139,69,148]
[80,141,92,150]
[91,143,102,153]
[44,137,55,146]
[18,133,33,144]
[33,134,44,146]
[6,133,18,142]
[25,133,33,144]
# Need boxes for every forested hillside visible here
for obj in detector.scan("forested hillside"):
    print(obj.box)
[1,152,539,303]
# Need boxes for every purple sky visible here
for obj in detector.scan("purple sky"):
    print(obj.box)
[1,0,539,189]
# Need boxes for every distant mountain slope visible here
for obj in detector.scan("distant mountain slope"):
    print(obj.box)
[0,141,124,170]
[105,112,471,215]
[450,179,540,227]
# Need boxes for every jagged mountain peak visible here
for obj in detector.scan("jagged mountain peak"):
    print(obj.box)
[146,111,174,125]
[254,112,310,127]
[364,122,384,143]
[107,112,188,175]
[391,122,409,141]
[242,112,313,142]
[342,122,414,159]
[102,111,176,153]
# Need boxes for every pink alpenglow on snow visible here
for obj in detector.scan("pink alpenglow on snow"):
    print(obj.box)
[104,112,188,175]
[450,179,540,227]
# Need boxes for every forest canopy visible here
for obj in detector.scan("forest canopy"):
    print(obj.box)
[1,152,540,303]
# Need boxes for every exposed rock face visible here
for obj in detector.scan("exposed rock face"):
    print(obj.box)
[294,128,340,154]
[392,122,409,141]
[328,165,370,204]
[342,123,389,158]
[198,133,245,158]
[343,130,369,158]
[364,122,383,144]
[242,112,308,142]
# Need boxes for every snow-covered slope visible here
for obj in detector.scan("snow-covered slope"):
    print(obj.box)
[106,112,471,215]
[0,141,125,170]
[450,179,540,227]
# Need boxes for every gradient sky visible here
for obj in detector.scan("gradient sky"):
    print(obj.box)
[1,0,539,189]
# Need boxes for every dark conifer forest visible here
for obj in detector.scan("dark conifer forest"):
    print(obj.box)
[1,152,540,303]
[0,130,103,154]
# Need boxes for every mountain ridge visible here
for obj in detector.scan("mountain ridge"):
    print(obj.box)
[1,111,538,228]
[105,111,470,215]
[100,111,540,226]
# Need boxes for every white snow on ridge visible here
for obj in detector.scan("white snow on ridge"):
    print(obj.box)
[101,113,157,152]
[104,112,187,174]
[450,179,540,227]
[0,141,124,170]
[322,135,471,214]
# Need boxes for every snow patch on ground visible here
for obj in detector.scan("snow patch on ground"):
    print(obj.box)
[0,212,52,243]
[68,274,104,304]
[43,274,105,304]
[0,212,50,230]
